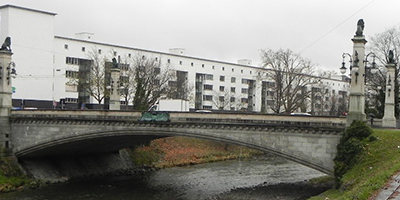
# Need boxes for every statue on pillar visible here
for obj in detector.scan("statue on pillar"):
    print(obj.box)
[388,50,395,64]
[0,37,11,52]
[112,57,119,68]
[355,19,364,36]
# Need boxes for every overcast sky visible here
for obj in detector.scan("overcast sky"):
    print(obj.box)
[0,0,399,72]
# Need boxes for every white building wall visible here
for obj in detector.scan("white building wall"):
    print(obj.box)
[0,5,56,101]
[0,4,350,113]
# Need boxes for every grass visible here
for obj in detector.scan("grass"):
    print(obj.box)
[309,129,400,200]
[127,136,262,168]
[0,156,32,192]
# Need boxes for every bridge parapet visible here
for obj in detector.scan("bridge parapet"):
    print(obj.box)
[11,110,346,128]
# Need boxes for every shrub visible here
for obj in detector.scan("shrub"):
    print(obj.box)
[333,120,373,187]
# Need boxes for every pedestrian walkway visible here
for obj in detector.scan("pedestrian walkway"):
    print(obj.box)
[375,173,400,200]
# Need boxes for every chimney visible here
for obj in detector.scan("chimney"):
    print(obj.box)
[169,48,185,55]
[238,59,252,66]
[75,32,94,40]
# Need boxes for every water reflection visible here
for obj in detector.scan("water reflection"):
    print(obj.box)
[1,157,327,200]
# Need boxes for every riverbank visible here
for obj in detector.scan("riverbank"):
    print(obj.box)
[309,129,400,200]
[0,156,43,193]
[126,136,263,168]
[0,136,262,193]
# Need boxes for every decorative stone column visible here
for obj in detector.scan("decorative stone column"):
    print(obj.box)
[109,68,120,110]
[382,62,397,128]
[0,50,13,156]
[346,33,367,126]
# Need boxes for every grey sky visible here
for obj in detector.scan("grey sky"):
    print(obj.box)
[0,0,399,72]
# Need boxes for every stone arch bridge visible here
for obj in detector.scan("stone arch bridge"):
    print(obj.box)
[9,110,345,175]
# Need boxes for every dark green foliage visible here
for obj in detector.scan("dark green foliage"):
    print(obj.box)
[333,120,373,187]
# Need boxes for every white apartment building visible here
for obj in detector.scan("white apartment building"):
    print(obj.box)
[0,5,350,114]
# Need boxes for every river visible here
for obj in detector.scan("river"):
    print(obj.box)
[1,156,330,200]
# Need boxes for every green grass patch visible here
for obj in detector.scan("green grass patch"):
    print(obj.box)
[127,136,262,168]
[0,156,32,192]
[309,129,400,200]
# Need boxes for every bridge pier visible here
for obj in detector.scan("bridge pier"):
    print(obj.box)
[0,50,13,157]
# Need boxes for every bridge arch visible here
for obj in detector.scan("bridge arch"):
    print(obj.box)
[13,125,340,175]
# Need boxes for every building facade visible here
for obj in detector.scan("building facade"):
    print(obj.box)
[0,5,350,114]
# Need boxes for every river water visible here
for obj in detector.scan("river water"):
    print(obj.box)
[1,156,329,200]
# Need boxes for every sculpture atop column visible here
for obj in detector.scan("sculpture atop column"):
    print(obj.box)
[0,37,11,52]
[388,50,395,64]
[355,19,364,36]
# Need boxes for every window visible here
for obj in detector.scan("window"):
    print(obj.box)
[82,47,86,52]
[154,67,161,74]
[98,49,102,54]
[219,96,225,102]
[230,97,235,102]
[168,81,177,87]
[64,44,68,50]
[191,62,194,67]
[203,84,213,90]
[219,86,225,92]
[212,65,215,70]
[142,55,146,60]
[267,100,275,105]
[203,105,212,110]
[241,88,248,94]
[179,61,182,65]
[205,74,213,80]
[231,77,236,83]
[266,81,275,87]
[155,57,158,62]
[167,59,171,63]
[220,76,225,82]
[202,64,205,68]
[203,95,213,101]
[222,67,225,71]
[65,98,79,103]
[231,87,236,93]
[267,91,275,96]
[242,79,249,84]
[241,69,243,74]
[113,51,117,56]
[232,68,234,72]
[66,57,79,65]
[241,98,248,103]
[66,70,79,78]
[128,53,131,58]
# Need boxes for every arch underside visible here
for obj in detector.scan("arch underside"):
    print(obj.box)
[15,129,333,175]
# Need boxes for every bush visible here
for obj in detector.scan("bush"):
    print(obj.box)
[333,120,373,187]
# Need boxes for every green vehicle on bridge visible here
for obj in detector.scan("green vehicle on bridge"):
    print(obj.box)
[138,111,170,122]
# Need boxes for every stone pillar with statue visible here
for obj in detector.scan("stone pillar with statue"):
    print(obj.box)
[346,19,367,126]
[109,58,121,110]
[0,37,15,156]
[382,50,397,128]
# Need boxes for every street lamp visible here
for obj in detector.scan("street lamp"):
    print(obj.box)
[340,52,377,83]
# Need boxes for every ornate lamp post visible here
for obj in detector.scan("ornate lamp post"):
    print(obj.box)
[340,19,379,126]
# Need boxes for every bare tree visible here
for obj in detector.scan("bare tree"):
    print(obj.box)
[81,48,109,104]
[131,54,175,110]
[212,89,244,111]
[311,81,334,116]
[118,58,135,110]
[369,25,400,117]
[259,48,316,114]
